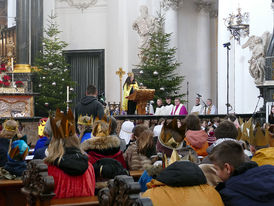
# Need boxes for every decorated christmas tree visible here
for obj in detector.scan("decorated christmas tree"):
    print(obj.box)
[33,14,75,116]
[135,12,184,102]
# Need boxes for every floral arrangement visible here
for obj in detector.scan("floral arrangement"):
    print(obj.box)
[15,81,24,88]
[3,81,10,87]
[3,75,11,81]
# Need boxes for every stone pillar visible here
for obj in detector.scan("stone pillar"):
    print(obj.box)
[31,0,43,65]
[16,0,30,65]
[194,0,217,106]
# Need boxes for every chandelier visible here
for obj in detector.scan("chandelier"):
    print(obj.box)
[224,8,249,44]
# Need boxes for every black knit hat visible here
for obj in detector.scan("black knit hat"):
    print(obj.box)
[93,158,129,180]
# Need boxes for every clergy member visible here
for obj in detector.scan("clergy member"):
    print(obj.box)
[171,98,188,115]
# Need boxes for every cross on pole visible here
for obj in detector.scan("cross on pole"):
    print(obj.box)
[116,67,125,114]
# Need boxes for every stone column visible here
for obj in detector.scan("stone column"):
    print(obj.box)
[16,0,29,65]
[31,0,43,65]
[194,0,217,106]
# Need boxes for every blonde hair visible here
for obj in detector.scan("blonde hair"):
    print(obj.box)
[44,134,83,164]
[137,129,154,155]
[0,120,22,139]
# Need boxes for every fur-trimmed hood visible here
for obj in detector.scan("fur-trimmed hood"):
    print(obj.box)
[81,135,120,151]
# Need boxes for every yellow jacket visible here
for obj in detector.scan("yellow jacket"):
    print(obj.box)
[143,179,224,206]
[251,147,274,166]
[122,82,138,111]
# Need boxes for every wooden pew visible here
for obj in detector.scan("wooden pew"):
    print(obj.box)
[98,175,153,206]
[130,170,144,181]
[21,159,99,206]
[0,179,25,206]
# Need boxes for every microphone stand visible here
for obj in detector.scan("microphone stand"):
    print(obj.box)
[252,96,262,118]
[223,42,231,115]
[200,97,207,114]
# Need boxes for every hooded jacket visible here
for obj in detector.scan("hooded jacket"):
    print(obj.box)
[0,138,10,167]
[143,161,224,206]
[81,135,127,168]
[217,161,274,206]
[251,147,274,166]
[185,130,209,156]
[75,96,104,125]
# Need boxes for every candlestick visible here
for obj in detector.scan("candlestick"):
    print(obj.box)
[67,86,69,112]
[11,57,14,89]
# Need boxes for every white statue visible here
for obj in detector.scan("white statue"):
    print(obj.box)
[133,5,157,62]
[242,32,271,84]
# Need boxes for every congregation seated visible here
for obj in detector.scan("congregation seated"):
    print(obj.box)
[81,115,127,168]
[33,118,52,159]
[0,139,29,178]
[184,114,209,156]
[34,118,50,152]
[124,129,156,170]
[0,120,22,167]
[142,161,224,206]
[109,116,127,152]
[45,108,96,199]
[77,115,93,143]
[250,124,274,166]
[210,141,274,205]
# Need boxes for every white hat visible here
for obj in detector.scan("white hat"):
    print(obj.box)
[153,125,163,137]
[119,121,134,145]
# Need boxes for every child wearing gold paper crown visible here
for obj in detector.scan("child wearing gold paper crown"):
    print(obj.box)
[122,72,138,114]
[0,119,22,167]
[45,108,95,199]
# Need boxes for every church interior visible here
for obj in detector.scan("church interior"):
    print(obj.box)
[0,0,274,205]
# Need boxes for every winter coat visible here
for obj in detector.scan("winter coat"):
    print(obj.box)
[81,135,127,168]
[251,147,274,166]
[217,161,274,206]
[143,161,224,206]
[123,142,154,170]
[0,138,10,167]
[75,96,104,125]
[185,130,209,156]
[33,138,51,159]
[47,147,95,199]
[34,136,49,153]
[4,158,27,177]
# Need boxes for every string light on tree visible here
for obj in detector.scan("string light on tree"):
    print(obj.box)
[42,76,46,80]
[160,87,165,91]
[69,87,74,91]
[52,82,56,86]
[153,71,158,76]
[38,84,42,87]
[48,62,53,67]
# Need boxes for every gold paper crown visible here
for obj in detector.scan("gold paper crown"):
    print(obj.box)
[159,118,186,149]
[127,72,134,77]
[77,115,93,126]
[38,118,48,136]
[163,149,180,168]
[50,108,76,139]
[3,119,18,132]
[92,114,112,137]
[249,123,270,146]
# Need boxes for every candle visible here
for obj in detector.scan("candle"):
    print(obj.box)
[11,57,14,88]
[11,58,13,71]
[67,86,69,102]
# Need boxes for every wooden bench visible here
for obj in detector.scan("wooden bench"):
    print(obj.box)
[130,170,144,181]
[21,159,99,206]
[0,179,26,206]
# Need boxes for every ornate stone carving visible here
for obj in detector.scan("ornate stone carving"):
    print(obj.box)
[242,32,272,84]
[161,0,184,11]
[133,5,158,63]
[195,0,218,17]
[58,0,98,11]
[98,175,153,206]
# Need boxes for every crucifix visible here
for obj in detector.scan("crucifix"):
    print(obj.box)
[116,67,125,114]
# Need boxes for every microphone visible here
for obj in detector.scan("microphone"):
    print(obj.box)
[257,94,263,98]
[196,93,202,97]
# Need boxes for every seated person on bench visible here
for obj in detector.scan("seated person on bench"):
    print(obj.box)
[44,108,96,199]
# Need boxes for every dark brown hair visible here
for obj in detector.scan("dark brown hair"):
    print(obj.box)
[185,114,201,131]
[209,141,245,169]
[214,120,238,139]
[133,124,148,139]
[86,84,97,95]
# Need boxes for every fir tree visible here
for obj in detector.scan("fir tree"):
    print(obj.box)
[135,12,184,103]
[33,15,74,116]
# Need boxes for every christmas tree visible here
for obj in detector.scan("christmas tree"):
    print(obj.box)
[33,14,75,116]
[135,12,184,103]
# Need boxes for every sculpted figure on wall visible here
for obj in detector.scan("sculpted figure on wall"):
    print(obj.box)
[133,5,158,63]
[242,32,271,84]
